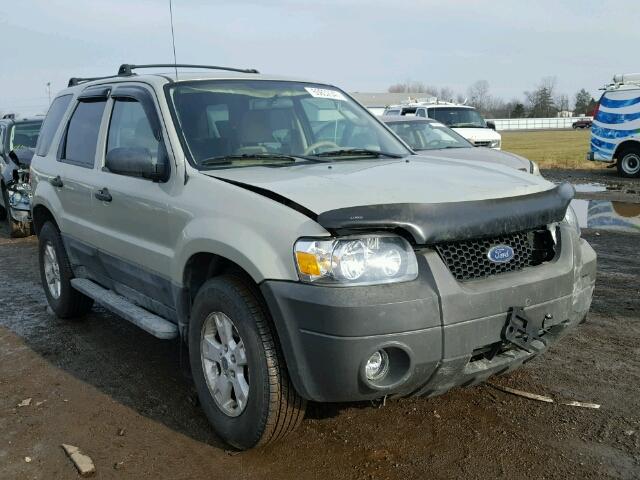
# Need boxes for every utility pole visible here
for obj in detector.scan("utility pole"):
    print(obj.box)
[46,82,51,105]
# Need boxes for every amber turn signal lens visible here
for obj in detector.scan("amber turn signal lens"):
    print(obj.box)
[295,251,321,276]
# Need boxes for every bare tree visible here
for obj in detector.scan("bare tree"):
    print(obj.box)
[388,81,429,93]
[467,80,491,112]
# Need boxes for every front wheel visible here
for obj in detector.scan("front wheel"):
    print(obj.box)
[617,148,640,178]
[188,274,305,449]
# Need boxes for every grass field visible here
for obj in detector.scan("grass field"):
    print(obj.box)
[501,129,598,169]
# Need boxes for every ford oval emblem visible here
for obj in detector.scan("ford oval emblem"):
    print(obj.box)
[487,245,514,263]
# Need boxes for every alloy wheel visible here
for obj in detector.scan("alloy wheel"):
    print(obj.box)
[43,242,61,299]
[201,312,250,417]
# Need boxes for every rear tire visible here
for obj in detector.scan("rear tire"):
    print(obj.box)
[38,221,94,318]
[616,147,640,178]
[188,274,305,449]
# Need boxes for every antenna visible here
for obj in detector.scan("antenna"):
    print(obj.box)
[169,0,178,79]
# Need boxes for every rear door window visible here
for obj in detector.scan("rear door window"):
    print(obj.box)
[61,100,107,168]
[36,94,73,156]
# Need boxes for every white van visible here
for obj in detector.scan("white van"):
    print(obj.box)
[383,100,502,149]
[588,73,640,177]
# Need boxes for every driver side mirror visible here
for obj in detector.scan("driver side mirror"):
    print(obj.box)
[486,121,496,130]
[105,147,168,182]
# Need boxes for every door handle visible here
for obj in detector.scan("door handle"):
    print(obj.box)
[50,175,64,188]
[94,188,112,203]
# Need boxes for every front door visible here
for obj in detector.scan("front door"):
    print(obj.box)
[90,84,175,318]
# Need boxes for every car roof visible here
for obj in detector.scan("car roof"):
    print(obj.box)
[380,116,436,123]
[59,70,331,96]
[0,117,43,126]
[385,103,474,110]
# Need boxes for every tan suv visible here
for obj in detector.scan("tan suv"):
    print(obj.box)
[31,64,596,449]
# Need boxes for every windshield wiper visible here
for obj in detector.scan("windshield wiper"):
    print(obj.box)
[311,148,404,159]
[448,123,484,128]
[200,153,309,167]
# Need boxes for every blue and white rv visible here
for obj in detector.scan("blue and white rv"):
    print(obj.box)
[588,73,640,177]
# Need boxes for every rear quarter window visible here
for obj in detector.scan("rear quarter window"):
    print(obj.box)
[35,94,73,156]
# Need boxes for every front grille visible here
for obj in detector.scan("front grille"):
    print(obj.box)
[473,140,491,147]
[434,229,556,281]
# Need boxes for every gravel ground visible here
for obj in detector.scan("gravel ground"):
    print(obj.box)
[0,170,639,479]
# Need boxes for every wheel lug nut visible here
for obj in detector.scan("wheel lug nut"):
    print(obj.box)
[230,355,235,363]
[224,346,229,353]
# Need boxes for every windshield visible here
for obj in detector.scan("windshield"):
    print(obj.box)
[429,107,486,128]
[387,120,472,151]
[167,80,410,167]
[10,121,42,149]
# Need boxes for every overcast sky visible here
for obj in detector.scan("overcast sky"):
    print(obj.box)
[2,0,637,115]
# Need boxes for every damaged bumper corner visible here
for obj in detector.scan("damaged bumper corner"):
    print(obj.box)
[261,226,596,403]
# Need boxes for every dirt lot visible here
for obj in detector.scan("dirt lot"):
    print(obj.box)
[1,170,639,480]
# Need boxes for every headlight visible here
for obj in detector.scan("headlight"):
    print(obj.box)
[489,139,501,148]
[9,191,23,206]
[530,160,541,176]
[562,205,581,236]
[294,234,418,286]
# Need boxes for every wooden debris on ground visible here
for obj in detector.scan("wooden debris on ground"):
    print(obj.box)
[488,384,554,403]
[61,444,96,477]
[488,383,601,409]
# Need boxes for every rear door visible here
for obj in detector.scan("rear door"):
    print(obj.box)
[55,87,110,280]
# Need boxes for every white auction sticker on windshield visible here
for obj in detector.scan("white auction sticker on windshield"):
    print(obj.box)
[305,87,347,101]
[431,122,446,127]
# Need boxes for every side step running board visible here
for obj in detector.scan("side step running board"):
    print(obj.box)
[70,278,179,340]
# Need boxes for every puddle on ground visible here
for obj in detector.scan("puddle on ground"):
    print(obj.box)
[570,199,640,233]
[573,183,609,193]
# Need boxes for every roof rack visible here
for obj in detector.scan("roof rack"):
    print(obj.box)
[117,63,259,76]
[68,75,120,87]
[67,63,260,88]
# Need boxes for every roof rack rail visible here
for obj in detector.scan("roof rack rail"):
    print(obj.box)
[68,75,121,87]
[118,63,259,76]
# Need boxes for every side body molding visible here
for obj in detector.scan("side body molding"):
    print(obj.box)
[316,183,575,244]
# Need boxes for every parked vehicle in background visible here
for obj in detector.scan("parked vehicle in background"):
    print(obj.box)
[31,64,595,450]
[383,99,502,149]
[0,115,43,236]
[587,73,640,177]
[382,116,540,175]
[572,118,592,129]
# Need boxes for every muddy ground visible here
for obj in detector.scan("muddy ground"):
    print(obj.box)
[1,169,639,479]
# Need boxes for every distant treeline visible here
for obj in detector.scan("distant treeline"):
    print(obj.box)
[388,77,598,118]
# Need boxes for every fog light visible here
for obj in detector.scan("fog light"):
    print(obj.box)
[365,350,389,381]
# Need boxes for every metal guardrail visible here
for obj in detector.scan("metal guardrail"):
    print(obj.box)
[487,117,593,131]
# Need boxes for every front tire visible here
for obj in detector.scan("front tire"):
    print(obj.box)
[188,274,305,449]
[38,221,94,318]
[617,147,640,178]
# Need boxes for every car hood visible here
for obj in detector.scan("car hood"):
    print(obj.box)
[11,147,35,167]
[203,154,553,215]
[419,147,530,172]
[451,127,501,142]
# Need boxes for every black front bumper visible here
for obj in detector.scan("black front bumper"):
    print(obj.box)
[261,227,597,402]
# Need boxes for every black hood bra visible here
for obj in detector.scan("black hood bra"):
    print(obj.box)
[317,182,575,244]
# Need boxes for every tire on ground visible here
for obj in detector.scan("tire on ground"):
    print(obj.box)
[616,146,640,178]
[38,221,94,318]
[188,274,305,449]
